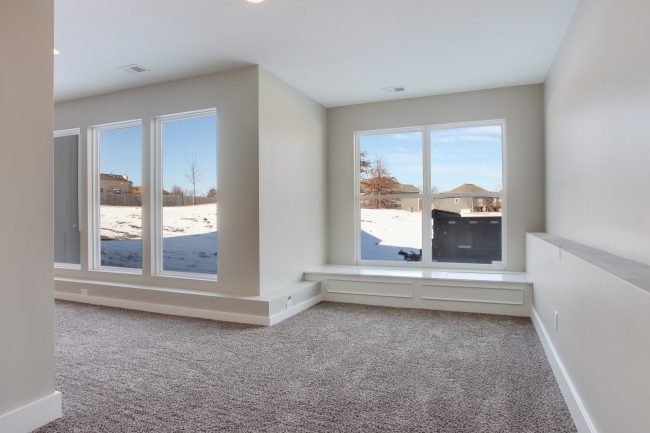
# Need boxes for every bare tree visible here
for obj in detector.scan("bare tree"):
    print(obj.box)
[171,185,184,196]
[185,149,203,205]
[170,185,184,205]
[359,150,371,179]
[360,156,401,209]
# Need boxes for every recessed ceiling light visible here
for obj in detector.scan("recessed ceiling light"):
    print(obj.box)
[246,0,265,3]
[53,48,60,55]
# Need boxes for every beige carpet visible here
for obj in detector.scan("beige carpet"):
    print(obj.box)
[38,301,575,433]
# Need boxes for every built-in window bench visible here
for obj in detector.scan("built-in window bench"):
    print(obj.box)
[304,265,532,317]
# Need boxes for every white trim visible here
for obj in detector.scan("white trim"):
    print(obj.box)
[53,129,82,268]
[152,115,163,276]
[90,120,144,272]
[305,265,529,283]
[328,289,412,298]
[422,127,433,264]
[55,291,269,326]
[152,109,218,278]
[55,290,322,327]
[154,270,218,281]
[307,268,531,317]
[268,295,323,326]
[353,119,507,270]
[531,308,598,433]
[53,262,81,270]
[54,128,81,138]
[0,391,62,433]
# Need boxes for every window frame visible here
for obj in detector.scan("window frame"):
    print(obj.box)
[90,119,144,274]
[53,128,82,270]
[152,108,218,280]
[354,119,507,270]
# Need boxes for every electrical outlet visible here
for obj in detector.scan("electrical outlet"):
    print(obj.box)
[554,311,559,331]
[81,288,88,296]
[286,295,293,309]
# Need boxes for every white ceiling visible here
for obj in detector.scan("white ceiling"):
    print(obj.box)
[54,0,578,107]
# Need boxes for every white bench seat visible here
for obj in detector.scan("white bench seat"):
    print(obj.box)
[304,265,532,317]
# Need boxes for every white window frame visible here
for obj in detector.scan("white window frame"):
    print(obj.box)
[53,128,82,270]
[90,119,144,274]
[354,119,507,270]
[152,108,218,280]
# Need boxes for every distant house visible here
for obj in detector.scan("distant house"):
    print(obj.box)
[100,173,133,194]
[433,183,501,214]
[395,184,422,211]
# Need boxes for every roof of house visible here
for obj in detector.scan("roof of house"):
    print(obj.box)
[447,183,489,193]
[396,183,422,193]
[100,173,130,182]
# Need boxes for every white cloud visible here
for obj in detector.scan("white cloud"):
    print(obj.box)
[390,133,413,141]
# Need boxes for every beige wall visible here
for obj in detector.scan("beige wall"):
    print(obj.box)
[528,234,650,433]
[0,0,57,416]
[54,66,328,301]
[258,69,327,294]
[55,67,262,296]
[327,85,545,271]
[545,0,650,267]
[536,0,650,431]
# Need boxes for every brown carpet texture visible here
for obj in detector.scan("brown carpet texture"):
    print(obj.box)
[38,301,576,433]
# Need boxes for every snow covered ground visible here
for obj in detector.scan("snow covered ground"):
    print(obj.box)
[100,204,493,269]
[100,204,218,274]
[360,208,422,261]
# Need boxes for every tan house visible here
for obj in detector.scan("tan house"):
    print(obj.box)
[433,183,501,214]
[100,173,133,194]
[395,184,422,211]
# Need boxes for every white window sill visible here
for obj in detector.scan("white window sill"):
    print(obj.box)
[304,265,529,285]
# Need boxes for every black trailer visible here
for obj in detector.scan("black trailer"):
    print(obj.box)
[432,209,501,264]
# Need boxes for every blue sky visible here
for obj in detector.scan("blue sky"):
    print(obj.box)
[100,126,142,184]
[360,125,502,192]
[99,115,217,195]
[162,115,217,195]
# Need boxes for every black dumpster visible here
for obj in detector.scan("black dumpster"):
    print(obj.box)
[432,209,501,264]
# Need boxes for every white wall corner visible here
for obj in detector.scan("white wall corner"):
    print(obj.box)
[0,391,62,433]
[531,308,597,433]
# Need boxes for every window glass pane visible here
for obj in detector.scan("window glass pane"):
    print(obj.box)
[98,125,142,269]
[161,114,217,275]
[430,124,503,264]
[430,125,503,194]
[360,199,422,262]
[359,131,423,195]
[54,135,80,265]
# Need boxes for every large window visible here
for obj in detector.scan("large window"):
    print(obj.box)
[356,121,504,268]
[155,110,218,276]
[93,121,143,270]
[359,131,423,262]
[54,130,80,267]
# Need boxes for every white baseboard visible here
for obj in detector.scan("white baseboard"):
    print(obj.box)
[531,308,597,433]
[55,291,322,327]
[269,295,322,326]
[55,292,269,326]
[0,391,62,433]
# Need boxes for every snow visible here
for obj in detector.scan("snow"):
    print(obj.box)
[100,204,218,274]
[99,204,493,269]
[360,208,422,261]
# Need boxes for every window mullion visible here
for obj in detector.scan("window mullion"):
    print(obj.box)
[422,127,432,264]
